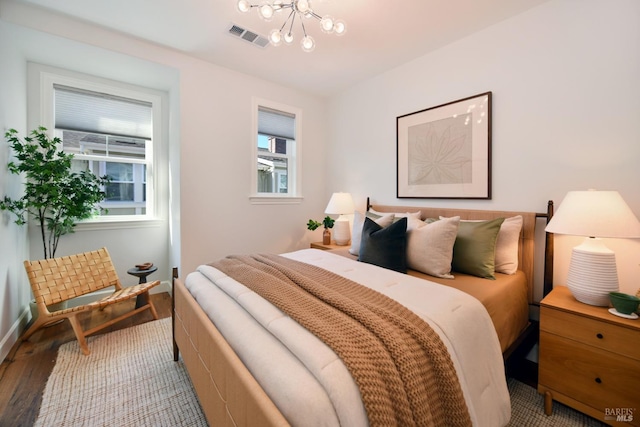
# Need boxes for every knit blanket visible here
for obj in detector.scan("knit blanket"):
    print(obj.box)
[211,254,471,427]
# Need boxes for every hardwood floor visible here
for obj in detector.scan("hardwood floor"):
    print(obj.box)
[0,292,172,427]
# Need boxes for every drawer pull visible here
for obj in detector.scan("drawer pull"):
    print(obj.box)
[596,333,604,339]
[595,377,602,384]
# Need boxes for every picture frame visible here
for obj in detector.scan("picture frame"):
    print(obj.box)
[396,91,492,199]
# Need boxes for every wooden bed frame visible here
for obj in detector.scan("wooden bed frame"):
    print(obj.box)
[172,200,555,427]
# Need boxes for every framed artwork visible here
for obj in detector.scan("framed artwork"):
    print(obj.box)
[396,92,492,199]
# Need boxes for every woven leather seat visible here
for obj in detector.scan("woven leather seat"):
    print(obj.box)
[22,247,160,355]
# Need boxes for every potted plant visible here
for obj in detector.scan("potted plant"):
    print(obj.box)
[307,216,335,245]
[1,127,111,320]
[0,127,110,260]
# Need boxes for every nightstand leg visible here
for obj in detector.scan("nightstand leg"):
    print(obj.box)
[543,391,553,416]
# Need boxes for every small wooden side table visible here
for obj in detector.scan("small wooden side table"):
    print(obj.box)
[127,265,158,308]
[310,241,349,250]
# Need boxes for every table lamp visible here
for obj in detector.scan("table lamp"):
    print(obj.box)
[545,190,640,306]
[325,192,355,245]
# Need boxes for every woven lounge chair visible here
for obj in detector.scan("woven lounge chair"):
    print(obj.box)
[22,247,160,355]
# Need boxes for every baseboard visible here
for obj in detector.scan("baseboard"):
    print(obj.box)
[0,306,31,363]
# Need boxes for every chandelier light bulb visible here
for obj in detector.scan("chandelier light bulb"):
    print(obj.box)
[320,15,334,33]
[295,0,311,14]
[258,2,275,20]
[269,29,283,46]
[237,0,251,13]
[334,19,346,35]
[301,35,315,52]
[283,31,294,44]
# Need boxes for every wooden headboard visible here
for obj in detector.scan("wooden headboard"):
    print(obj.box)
[366,198,554,304]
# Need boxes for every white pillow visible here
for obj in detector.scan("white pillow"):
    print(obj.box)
[440,215,523,275]
[406,215,460,279]
[349,211,394,256]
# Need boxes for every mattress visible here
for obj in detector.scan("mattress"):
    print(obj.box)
[184,249,511,426]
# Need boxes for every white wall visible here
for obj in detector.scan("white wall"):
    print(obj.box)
[327,0,640,296]
[0,1,329,360]
[178,63,329,275]
[0,19,31,362]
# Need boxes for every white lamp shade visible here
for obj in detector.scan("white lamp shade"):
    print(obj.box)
[325,192,355,215]
[545,190,640,238]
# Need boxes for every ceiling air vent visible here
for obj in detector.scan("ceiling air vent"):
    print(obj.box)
[228,24,269,48]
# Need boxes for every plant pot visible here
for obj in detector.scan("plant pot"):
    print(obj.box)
[323,229,331,245]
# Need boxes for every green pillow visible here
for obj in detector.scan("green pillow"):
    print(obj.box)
[452,218,504,279]
[359,217,407,273]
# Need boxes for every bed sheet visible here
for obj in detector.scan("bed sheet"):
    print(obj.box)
[328,247,529,353]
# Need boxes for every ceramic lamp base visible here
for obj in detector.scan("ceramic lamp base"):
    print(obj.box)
[333,218,351,245]
[567,238,619,306]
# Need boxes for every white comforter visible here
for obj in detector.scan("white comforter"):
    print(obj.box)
[185,249,511,426]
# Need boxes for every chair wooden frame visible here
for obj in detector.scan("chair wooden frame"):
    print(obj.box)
[22,247,160,355]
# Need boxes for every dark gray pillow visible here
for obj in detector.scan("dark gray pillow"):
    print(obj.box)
[358,217,407,273]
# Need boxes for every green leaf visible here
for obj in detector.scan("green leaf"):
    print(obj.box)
[322,216,335,229]
[307,219,322,231]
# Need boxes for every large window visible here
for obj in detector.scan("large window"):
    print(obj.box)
[251,99,302,203]
[60,130,150,215]
[32,65,163,221]
[54,85,152,217]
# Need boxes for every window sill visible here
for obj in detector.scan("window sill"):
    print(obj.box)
[73,217,165,231]
[249,195,303,205]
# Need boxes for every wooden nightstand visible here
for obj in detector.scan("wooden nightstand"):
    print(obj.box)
[310,242,348,250]
[538,286,640,426]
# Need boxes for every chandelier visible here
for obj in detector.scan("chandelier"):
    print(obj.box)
[236,0,346,52]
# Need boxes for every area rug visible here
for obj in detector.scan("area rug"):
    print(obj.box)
[35,318,207,427]
[36,317,606,427]
[507,378,606,426]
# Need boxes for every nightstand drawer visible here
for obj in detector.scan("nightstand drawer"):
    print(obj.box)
[539,331,640,413]
[540,306,640,360]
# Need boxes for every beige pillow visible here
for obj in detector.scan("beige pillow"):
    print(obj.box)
[406,215,460,279]
[441,215,523,275]
[368,208,422,219]
[493,216,523,274]
[349,211,394,256]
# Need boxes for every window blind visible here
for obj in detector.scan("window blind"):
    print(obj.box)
[54,84,153,140]
[258,106,295,140]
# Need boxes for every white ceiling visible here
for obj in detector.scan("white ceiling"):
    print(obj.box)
[15,0,550,97]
